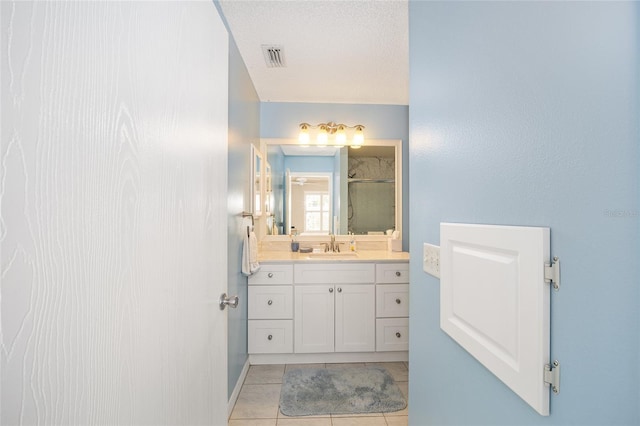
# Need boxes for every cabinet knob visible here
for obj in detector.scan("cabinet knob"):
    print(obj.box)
[329,288,334,293]
[267,272,274,278]
[396,298,401,304]
[267,300,273,306]
[395,271,401,277]
[337,287,342,293]
[267,334,273,340]
[396,332,402,338]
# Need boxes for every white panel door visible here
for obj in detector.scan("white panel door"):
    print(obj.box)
[440,223,551,416]
[335,284,375,352]
[1,2,229,424]
[294,285,335,353]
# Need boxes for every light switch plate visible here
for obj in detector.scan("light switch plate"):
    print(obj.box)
[423,243,441,278]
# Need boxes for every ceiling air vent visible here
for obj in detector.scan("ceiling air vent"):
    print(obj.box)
[261,45,286,68]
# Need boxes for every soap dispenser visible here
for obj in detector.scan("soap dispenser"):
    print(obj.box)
[349,233,356,252]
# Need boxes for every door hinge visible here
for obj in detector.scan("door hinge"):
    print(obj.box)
[544,360,560,394]
[544,256,560,291]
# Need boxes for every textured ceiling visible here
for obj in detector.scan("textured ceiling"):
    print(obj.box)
[218,0,409,105]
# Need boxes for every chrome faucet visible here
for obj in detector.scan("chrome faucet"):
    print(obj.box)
[322,235,333,252]
[323,234,342,253]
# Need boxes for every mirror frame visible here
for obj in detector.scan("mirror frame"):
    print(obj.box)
[260,138,402,236]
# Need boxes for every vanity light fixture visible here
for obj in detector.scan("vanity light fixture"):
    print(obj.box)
[298,122,365,148]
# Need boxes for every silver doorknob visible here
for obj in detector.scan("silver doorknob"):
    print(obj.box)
[219,293,239,310]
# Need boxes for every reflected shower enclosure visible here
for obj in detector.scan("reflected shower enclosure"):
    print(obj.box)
[347,149,395,234]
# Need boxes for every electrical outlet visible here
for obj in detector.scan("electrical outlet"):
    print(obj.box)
[423,243,441,278]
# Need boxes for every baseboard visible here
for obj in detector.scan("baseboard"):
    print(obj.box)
[228,357,251,418]
[248,351,408,365]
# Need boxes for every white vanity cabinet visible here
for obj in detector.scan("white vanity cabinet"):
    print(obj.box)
[247,260,409,362]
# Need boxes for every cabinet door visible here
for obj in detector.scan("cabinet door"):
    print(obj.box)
[335,284,375,352]
[294,285,335,353]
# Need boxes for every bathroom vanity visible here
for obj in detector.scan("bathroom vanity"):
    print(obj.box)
[247,250,409,365]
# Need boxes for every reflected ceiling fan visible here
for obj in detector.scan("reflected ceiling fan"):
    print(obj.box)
[292,177,307,186]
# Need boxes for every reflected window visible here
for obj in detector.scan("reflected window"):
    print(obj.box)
[304,192,330,233]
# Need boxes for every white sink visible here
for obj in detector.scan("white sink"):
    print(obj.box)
[306,251,359,259]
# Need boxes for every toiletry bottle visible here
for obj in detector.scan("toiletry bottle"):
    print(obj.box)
[349,234,356,252]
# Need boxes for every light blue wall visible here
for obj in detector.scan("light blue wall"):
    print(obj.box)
[261,102,410,248]
[284,155,335,173]
[409,2,639,425]
[216,2,261,398]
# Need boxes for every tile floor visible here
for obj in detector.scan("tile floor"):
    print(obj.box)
[229,362,409,426]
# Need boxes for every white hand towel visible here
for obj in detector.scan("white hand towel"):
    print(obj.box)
[242,230,260,276]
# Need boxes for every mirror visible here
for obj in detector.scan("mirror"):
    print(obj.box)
[262,139,402,236]
[265,161,279,235]
[347,146,395,235]
[288,172,332,235]
[251,146,262,217]
[265,161,272,215]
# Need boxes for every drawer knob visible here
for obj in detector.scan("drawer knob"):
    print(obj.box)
[396,332,402,338]
[395,271,401,277]
[337,287,342,293]
[268,272,274,278]
[396,298,401,304]
[329,288,334,293]
[267,300,273,306]
[267,334,273,340]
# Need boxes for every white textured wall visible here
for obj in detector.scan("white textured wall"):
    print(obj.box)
[1,2,229,425]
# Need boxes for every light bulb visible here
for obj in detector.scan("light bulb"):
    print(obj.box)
[317,126,328,146]
[298,124,310,145]
[335,126,347,145]
[352,125,365,147]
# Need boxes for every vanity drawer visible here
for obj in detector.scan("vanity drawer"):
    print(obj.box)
[376,284,409,318]
[248,264,293,285]
[294,263,375,284]
[376,263,409,283]
[248,286,293,319]
[248,320,293,354]
[376,318,409,352]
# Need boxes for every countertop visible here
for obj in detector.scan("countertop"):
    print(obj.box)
[258,249,410,263]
